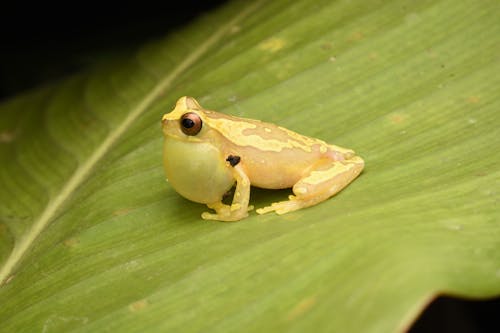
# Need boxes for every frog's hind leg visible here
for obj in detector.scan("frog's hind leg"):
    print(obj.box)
[256,156,364,215]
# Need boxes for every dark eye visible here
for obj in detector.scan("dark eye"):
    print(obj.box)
[180,112,202,136]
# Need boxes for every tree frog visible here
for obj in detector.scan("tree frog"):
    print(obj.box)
[162,97,364,222]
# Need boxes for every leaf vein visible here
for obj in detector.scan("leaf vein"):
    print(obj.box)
[0,0,263,285]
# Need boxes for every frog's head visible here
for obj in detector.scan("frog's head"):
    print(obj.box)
[162,96,209,141]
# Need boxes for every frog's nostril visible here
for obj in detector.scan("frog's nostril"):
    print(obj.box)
[161,118,168,126]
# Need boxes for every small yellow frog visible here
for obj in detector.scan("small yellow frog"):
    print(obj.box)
[162,97,364,221]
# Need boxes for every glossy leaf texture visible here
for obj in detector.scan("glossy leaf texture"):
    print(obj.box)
[1,1,499,332]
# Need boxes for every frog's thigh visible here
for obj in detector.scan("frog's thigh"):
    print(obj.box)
[256,156,364,215]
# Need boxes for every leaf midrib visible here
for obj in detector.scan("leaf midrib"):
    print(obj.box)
[0,1,263,285]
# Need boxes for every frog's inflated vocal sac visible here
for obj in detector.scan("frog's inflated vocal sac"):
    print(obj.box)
[162,96,364,222]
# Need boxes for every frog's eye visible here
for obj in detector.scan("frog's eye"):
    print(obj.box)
[180,112,202,136]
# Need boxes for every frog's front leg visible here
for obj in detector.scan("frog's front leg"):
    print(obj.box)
[201,157,253,222]
[256,156,364,215]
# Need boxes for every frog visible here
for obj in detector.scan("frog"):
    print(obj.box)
[161,96,364,222]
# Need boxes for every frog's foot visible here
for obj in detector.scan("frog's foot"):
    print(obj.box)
[256,195,312,215]
[202,202,254,222]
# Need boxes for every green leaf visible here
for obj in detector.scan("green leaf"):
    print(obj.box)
[1,0,499,332]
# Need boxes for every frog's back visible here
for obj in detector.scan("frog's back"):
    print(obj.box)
[204,110,328,154]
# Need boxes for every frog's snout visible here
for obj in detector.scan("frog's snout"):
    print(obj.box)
[161,116,170,137]
[161,114,168,125]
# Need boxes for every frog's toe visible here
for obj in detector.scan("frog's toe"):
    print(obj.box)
[201,211,220,220]
[255,205,274,215]
[256,199,303,215]
[201,210,249,222]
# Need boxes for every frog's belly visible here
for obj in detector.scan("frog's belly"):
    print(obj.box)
[163,139,234,204]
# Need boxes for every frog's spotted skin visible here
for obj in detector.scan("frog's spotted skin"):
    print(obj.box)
[162,96,364,221]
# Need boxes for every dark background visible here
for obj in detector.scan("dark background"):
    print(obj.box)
[0,2,498,332]
[0,1,228,100]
